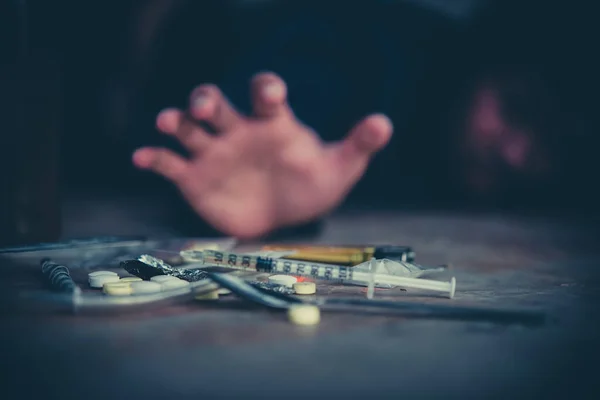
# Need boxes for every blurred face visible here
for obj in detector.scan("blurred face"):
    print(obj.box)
[458,82,552,198]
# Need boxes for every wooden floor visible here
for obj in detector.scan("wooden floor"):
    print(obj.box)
[2,196,599,399]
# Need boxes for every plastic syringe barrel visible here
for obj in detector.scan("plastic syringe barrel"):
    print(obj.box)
[352,271,456,299]
[200,250,455,298]
[201,250,355,279]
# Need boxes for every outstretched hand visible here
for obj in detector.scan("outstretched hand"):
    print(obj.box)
[133,72,392,238]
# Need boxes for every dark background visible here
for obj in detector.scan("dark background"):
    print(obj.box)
[1,0,600,244]
[2,4,600,399]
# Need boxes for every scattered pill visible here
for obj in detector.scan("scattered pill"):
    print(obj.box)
[293,281,316,295]
[103,282,133,296]
[89,274,120,289]
[88,270,118,278]
[287,305,321,326]
[130,281,162,295]
[195,290,219,300]
[268,274,298,287]
[217,288,231,295]
[150,275,179,283]
[120,277,143,282]
[160,278,190,291]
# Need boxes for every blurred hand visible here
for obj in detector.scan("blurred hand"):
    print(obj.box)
[132,72,392,238]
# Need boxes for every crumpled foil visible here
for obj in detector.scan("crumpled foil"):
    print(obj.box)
[120,254,209,282]
[247,281,296,295]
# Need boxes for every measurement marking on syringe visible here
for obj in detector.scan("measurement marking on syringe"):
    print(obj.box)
[264,259,354,281]
[195,250,454,298]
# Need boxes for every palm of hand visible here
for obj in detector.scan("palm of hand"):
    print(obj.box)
[186,121,340,237]
[133,73,392,238]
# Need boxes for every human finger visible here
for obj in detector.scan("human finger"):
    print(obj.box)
[250,72,291,118]
[188,84,242,132]
[132,147,191,184]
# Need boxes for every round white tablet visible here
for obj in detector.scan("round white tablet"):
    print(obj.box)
[287,305,321,326]
[88,270,118,278]
[293,282,316,295]
[89,274,120,288]
[268,274,298,287]
[103,282,133,296]
[160,279,190,291]
[130,281,162,295]
[120,276,143,283]
[195,290,219,301]
[150,275,179,283]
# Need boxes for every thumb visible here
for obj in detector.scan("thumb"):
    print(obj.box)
[339,113,393,160]
[326,114,393,192]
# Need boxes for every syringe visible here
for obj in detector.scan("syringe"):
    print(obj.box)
[181,249,456,299]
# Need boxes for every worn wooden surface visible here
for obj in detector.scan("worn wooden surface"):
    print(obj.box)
[2,201,599,399]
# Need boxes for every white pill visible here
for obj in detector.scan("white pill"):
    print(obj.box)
[268,274,297,287]
[88,270,118,278]
[89,274,120,288]
[150,275,179,283]
[160,279,190,291]
[130,281,162,295]
[217,288,231,295]
[120,277,143,283]
[293,282,316,295]
[287,305,321,326]
[195,290,219,301]
[103,282,133,296]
